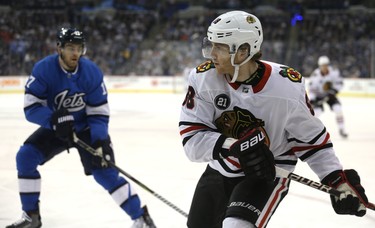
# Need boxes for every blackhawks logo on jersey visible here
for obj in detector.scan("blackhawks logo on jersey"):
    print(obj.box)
[215,106,270,146]
[279,66,302,83]
[196,60,215,73]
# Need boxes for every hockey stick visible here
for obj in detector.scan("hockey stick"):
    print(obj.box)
[275,167,375,211]
[72,133,189,218]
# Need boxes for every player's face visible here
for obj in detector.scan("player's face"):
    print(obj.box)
[59,43,83,71]
[210,43,233,74]
[319,64,329,74]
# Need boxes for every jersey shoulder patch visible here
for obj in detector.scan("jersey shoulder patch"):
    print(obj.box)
[279,66,302,83]
[196,60,215,73]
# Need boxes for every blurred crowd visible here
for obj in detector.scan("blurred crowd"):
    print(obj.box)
[0,0,374,77]
[0,4,157,75]
[295,11,375,78]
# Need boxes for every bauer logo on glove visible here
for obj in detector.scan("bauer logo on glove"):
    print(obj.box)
[239,130,266,152]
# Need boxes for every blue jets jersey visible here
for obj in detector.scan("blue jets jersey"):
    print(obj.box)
[24,54,109,143]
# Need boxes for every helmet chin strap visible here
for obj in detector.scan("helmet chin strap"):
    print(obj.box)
[229,54,253,83]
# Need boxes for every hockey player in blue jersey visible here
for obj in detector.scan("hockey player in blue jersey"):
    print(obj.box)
[6,28,156,228]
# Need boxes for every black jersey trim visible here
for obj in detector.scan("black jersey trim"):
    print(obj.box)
[213,134,228,159]
[182,129,215,146]
[179,121,213,128]
[86,100,108,107]
[24,102,43,111]
[18,175,41,180]
[119,195,138,208]
[20,192,40,195]
[86,114,110,118]
[287,127,326,144]
[275,159,298,166]
[299,143,333,161]
[182,135,194,146]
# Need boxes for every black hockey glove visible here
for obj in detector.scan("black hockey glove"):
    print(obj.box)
[229,128,275,181]
[322,169,368,217]
[92,138,114,168]
[51,108,74,143]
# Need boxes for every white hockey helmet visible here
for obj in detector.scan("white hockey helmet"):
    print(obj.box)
[318,56,330,66]
[203,11,263,82]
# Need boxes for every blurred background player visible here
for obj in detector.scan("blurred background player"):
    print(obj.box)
[179,11,369,228]
[6,28,156,228]
[308,56,348,138]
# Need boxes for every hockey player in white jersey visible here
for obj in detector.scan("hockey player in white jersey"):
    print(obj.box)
[308,56,348,138]
[179,11,369,228]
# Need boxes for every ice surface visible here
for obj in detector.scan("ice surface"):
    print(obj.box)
[0,93,374,227]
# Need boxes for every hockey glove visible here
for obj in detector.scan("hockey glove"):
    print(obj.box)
[51,108,74,143]
[229,128,275,181]
[322,169,368,217]
[92,138,114,168]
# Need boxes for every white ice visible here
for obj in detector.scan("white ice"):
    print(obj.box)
[0,93,374,228]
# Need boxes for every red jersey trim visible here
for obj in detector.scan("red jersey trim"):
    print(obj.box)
[253,61,272,93]
[225,157,241,169]
[292,133,331,153]
[225,74,241,90]
[180,125,209,136]
[257,178,288,228]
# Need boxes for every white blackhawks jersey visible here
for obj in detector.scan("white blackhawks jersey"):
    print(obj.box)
[308,66,343,100]
[179,60,342,180]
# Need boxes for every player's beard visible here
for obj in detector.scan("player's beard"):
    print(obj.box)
[60,53,79,71]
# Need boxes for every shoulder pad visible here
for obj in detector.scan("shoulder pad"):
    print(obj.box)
[196,60,215,73]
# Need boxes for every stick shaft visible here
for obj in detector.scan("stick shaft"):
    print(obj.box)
[275,167,375,211]
[73,133,189,217]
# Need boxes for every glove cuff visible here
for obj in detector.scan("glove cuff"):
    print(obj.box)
[321,170,346,188]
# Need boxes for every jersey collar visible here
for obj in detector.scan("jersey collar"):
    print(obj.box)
[226,61,272,93]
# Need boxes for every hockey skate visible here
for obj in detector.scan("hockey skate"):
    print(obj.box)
[131,206,156,228]
[339,129,348,138]
[6,211,42,228]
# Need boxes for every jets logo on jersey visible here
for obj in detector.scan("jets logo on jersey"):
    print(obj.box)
[196,60,215,73]
[279,66,302,83]
[55,90,86,112]
[215,106,270,146]
[214,94,230,110]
